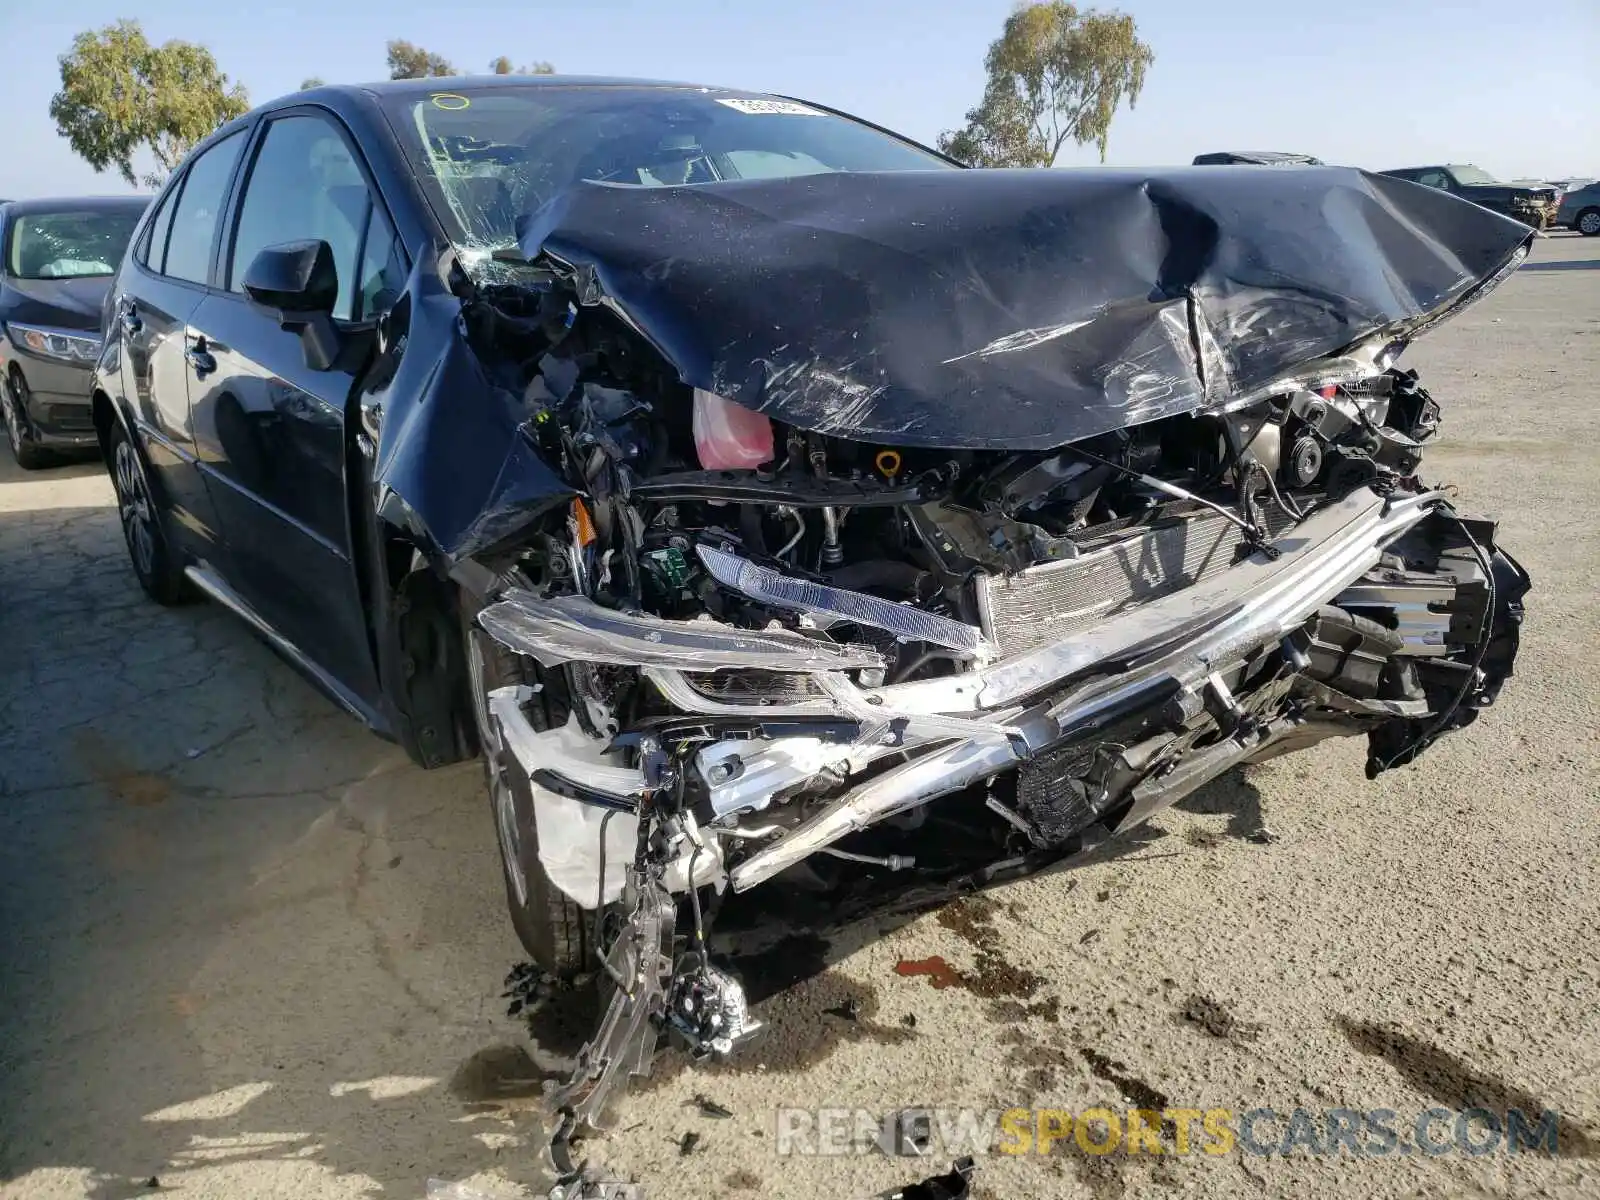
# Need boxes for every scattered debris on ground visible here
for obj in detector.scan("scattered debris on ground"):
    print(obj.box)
[1179,992,1262,1041]
[686,1092,734,1119]
[883,1157,977,1200]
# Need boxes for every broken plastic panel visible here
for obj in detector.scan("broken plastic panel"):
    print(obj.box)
[487,699,640,906]
[543,872,677,1179]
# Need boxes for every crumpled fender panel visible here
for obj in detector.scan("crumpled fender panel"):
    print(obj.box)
[518,167,1532,449]
[367,258,572,563]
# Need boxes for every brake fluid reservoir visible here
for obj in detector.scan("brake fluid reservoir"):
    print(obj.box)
[693,388,773,470]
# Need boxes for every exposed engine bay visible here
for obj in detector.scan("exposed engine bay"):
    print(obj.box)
[375,166,1536,1177]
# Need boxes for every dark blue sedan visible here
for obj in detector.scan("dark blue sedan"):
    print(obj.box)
[1,195,147,467]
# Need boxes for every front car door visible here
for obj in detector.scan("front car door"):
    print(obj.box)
[113,130,248,555]
[185,109,408,710]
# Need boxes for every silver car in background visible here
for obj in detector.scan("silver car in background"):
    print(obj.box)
[1557,180,1600,235]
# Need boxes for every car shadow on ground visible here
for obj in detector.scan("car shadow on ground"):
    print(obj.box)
[1519,258,1600,271]
[0,488,560,1196]
[0,452,104,485]
[515,767,1267,1073]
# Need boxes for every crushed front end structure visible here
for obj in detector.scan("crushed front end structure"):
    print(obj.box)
[387,165,1534,1167]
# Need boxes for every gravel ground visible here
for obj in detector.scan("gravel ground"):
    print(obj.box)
[1,233,1596,1200]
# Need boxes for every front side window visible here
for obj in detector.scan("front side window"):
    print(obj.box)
[382,86,952,257]
[228,115,375,320]
[165,131,246,285]
[355,206,405,320]
[5,208,143,279]
[1416,171,1450,190]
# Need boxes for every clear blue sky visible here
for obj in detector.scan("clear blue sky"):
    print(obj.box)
[2,0,1595,198]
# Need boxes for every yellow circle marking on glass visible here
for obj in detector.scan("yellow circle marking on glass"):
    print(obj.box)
[431,93,470,111]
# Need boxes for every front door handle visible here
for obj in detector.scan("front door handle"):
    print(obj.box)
[185,336,216,377]
[119,301,142,335]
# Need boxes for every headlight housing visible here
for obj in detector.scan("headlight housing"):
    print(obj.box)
[7,322,102,364]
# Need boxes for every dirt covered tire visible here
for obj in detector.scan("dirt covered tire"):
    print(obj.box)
[1577,208,1600,237]
[107,420,189,605]
[4,372,53,470]
[461,599,595,976]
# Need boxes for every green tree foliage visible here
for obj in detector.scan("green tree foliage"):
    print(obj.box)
[49,20,249,189]
[386,39,455,79]
[938,3,1153,167]
[300,76,326,89]
[489,56,555,75]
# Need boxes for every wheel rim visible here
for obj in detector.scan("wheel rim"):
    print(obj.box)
[468,629,529,907]
[113,440,156,578]
[1580,211,1600,235]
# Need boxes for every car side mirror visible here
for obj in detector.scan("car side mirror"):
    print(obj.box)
[243,240,342,371]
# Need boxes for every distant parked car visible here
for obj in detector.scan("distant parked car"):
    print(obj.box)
[1556,180,1600,236]
[1192,150,1324,166]
[1,196,148,468]
[1380,165,1558,229]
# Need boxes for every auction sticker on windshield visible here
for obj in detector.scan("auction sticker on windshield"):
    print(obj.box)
[715,97,822,116]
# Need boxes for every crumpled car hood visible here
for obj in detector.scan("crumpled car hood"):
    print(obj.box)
[519,167,1532,450]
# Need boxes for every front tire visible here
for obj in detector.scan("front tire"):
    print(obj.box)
[461,600,596,976]
[4,371,53,471]
[1576,208,1600,237]
[107,421,188,605]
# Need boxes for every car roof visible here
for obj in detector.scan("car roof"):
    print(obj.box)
[1,195,150,216]
[319,74,756,100]
[1195,150,1319,164]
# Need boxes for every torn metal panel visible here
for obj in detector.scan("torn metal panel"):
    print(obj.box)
[477,590,887,671]
[518,167,1532,449]
[364,255,573,563]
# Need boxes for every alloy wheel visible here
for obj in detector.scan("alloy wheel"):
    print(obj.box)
[1580,210,1600,236]
[113,439,156,578]
[2,377,23,457]
[468,628,529,907]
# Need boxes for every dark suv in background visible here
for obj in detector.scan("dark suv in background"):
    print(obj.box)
[1380,165,1558,229]
[0,196,147,467]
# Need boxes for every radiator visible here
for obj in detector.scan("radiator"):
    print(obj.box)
[976,507,1298,658]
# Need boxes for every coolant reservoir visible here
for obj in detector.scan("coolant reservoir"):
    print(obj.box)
[693,388,773,470]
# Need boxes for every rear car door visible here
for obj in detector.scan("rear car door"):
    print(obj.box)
[114,130,247,554]
[185,109,407,707]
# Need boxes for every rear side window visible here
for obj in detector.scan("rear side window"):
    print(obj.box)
[164,131,245,285]
[139,185,178,271]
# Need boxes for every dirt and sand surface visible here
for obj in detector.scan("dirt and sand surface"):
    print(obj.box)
[2,233,1596,1199]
